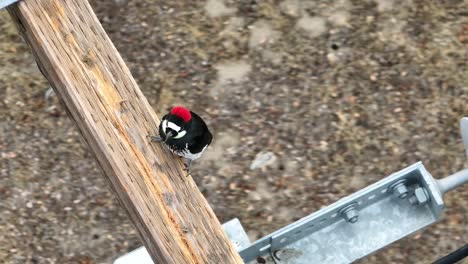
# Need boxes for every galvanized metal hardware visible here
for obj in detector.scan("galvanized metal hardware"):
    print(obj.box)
[437,169,468,196]
[408,187,430,206]
[0,0,19,10]
[222,218,251,251]
[461,117,468,158]
[239,162,447,264]
[339,203,359,223]
[234,118,468,263]
[390,179,409,199]
[114,166,468,264]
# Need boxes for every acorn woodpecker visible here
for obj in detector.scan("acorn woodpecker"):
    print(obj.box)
[150,106,213,175]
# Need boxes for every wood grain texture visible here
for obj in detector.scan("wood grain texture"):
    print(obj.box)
[7,1,243,263]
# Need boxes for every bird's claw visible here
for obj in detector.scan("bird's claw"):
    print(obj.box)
[184,166,191,177]
[184,160,192,177]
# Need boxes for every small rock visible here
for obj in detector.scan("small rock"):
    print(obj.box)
[328,11,350,27]
[204,0,236,18]
[249,20,279,49]
[327,52,338,64]
[229,182,237,190]
[366,16,375,23]
[262,50,283,65]
[44,87,55,100]
[279,0,301,18]
[214,60,252,85]
[220,17,245,36]
[375,0,394,12]
[296,16,327,38]
[250,152,277,170]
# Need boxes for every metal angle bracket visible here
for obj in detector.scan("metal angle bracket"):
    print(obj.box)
[239,162,446,263]
[461,117,468,158]
[235,118,468,263]
[115,161,468,264]
[113,117,468,264]
[0,0,19,10]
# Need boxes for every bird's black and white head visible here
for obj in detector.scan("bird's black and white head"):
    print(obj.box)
[160,106,193,143]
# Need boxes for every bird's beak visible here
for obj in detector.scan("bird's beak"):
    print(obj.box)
[165,130,175,142]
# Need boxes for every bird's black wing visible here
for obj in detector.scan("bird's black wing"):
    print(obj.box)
[187,112,213,154]
[188,131,212,154]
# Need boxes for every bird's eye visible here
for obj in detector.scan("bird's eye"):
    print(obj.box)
[173,130,186,139]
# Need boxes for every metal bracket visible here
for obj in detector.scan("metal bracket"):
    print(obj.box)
[236,117,468,263]
[0,0,19,9]
[223,218,251,251]
[239,162,445,263]
[461,117,468,158]
[118,168,465,263]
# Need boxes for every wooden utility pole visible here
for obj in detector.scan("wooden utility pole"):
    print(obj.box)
[7,1,243,263]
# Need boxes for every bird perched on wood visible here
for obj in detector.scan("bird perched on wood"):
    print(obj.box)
[150,106,212,175]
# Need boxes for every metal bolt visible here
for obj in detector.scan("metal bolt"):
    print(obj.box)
[339,204,359,224]
[409,187,430,205]
[409,195,418,205]
[390,180,409,199]
[344,208,359,223]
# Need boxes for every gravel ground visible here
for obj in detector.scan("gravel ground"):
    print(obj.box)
[1,0,468,263]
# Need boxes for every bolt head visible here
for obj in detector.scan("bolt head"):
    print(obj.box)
[393,184,409,199]
[414,187,429,205]
[349,215,358,223]
[408,195,418,205]
[344,209,359,224]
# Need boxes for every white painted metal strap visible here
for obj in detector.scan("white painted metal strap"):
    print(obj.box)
[0,0,18,9]
[113,218,250,264]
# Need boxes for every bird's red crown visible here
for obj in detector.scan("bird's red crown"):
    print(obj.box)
[170,106,192,122]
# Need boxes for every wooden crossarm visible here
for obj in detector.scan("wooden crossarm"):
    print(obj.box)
[7,1,243,263]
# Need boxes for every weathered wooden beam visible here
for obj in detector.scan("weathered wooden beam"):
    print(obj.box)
[7,1,243,263]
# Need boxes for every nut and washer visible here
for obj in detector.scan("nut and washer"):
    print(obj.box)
[390,179,409,199]
[409,187,430,205]
[339,203,359,224]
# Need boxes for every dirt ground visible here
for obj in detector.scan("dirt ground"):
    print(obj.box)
[1,0,467,263]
